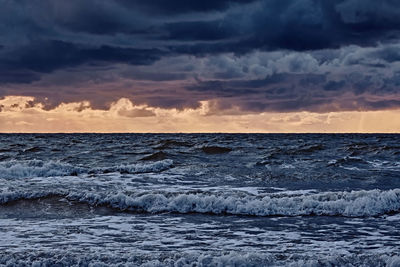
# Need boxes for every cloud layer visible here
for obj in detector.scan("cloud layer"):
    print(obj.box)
[0,0,400,113]
[2,96,400,133]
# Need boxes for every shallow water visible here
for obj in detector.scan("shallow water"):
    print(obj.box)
[1,134,400,266]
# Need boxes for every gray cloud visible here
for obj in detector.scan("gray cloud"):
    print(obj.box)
[118,108,156,118]
[0,0,400,113]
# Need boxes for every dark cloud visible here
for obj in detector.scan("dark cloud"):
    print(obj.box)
[324,80,346,91]
[299,75,327,86]
[0,71,41,84]
[116,0,257,15]
[186,70,400,112]
[122,71,187,82]
[1,40,165,74]
[0,0,400,112]
[163,21,233,41]
[144,96,202,110]
[165,0,400,54]
[52,4,139,35]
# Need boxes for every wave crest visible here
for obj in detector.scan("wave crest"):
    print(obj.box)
[0,160,82,179]
[0,159,174,179]
[1,251,399,267]
[3,188,399,217]
[94,159,173,174]
[69,189,400,217]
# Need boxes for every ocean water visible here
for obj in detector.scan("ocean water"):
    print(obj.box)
[1,133,400,266]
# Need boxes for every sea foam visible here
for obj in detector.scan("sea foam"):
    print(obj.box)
[2,188,400,217]
[0,159,174,179]
[1,251,399,267]
[67,188,400,217]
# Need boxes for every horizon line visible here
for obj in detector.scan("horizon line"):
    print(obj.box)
[0,132,399,134]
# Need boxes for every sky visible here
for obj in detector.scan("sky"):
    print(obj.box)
[1,0,400,133]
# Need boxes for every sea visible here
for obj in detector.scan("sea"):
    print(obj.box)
[0,134,400,266]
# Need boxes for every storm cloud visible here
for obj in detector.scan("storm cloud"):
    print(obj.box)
[0,0,400,112]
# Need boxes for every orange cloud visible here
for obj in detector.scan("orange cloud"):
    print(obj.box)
[0,96,399,133]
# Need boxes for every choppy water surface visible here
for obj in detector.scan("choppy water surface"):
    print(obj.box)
[1,134,400,266]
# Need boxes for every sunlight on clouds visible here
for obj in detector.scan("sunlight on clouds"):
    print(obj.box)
[0,96,399,133]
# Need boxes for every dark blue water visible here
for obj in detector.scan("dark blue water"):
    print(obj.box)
[1,134,400,266]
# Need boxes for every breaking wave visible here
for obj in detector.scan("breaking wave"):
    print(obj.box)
[0,160,83,179]
[1,251,399,267]
[91,159,173,174]
[0,159,174,179]
[2,188,400,217]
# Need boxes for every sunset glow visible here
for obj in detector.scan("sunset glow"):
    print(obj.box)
[1,0,400,132]
[1,96,399,133]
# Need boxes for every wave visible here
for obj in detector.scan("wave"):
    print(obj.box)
[68,188,400,217]
[2,188,400,217]
[140,151,168,161]
[264,144,325,160]
[284,144,325,155]
[327,156,367,167]
[1,251,399,267]
[0,190,62,205]
[344,143,400,156]
[155,139,192,149]
[92,159,173,174]
[23,146,42,153]
[201,146,232,154]
[0,160,83,179]
[0,159,174,179]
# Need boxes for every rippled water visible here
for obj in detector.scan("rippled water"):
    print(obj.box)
[1,134,400,266]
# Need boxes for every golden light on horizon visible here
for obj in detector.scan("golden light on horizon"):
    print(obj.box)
[0,96,399,133]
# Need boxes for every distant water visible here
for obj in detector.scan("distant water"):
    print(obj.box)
[1,134,400,266]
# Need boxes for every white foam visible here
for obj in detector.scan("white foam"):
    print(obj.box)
[95,159,174,174]
[0,159,174,179]
[65,188,400,217]
[0,190,63,205]
[385,214,400,222]
[1,177,400,217]
[0,251,399,267]
[0,160,82,179]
